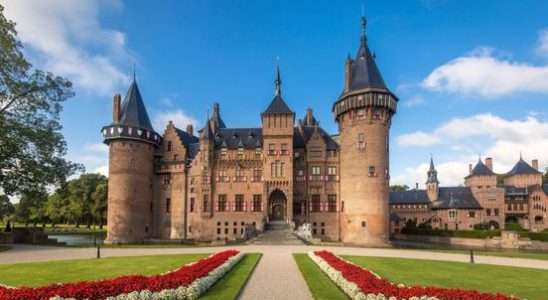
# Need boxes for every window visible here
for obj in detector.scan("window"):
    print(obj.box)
[190,197,195,212]
[218,170,229,182]
[494,208,500,216]
[203,149,208,162]
[174,154,179,161]
[357,133,366,149]
[294,151,300,158]
[218,195,227,212]
[271,160,284,178]
[221,147,227,156]
[310,166,321,181]
[235,169,246,182]
[296,169,305,182]
[280,143,289,155]
[448,209,457,221]
[328,194,337,212]
[373,108,383,119]
[237,147,244,157]
[311,195,321,212]
[268,143,276,155]
[167,141,172,151]
[235,194,244,212]
[310,147,322,157]
[165,198,171,213]
[202,171,210,184]
[368,166,376,177]
[163,173,171,185]
[357,109,365,120]
[255,147,262,159]
[203,194,209,212]
[327,150,336,157]
[486,208,491,216]
[252,169,262,182]
[469,211,476,218]
[327,166,337,181]
[252,195,262,212]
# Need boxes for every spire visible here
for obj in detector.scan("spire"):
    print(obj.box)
[426,156,439,184]
[429,154,436,172]
[203,110,213,140]
[275,57,281,96]
[361,13,367,44]
[133,64,136,81]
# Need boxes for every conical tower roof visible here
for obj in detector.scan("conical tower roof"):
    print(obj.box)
[118,78,154,131]
[263,63,294,115]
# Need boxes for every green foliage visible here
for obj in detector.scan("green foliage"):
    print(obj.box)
[543,168,548,184]
[504,222,525,231]
[0,5,83,196]
[0,194,15,222]
[389,184,410,191]
[473,222,489,230]
[519,231,548,242]
[401,227,501,239]
[496,174,505,185]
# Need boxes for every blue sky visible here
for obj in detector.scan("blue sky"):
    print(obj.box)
[4,0,548,187]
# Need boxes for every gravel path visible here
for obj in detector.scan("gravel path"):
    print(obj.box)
[2,244,548,300]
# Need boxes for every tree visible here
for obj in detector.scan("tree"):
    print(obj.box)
[45,186,70,227]
[66,173,107,227]
[0,195,15,223]
[15,190,47,227]
[497,174,505,185]
[91,182,108,229]
[389,185,410,191]
[0,5,83,196]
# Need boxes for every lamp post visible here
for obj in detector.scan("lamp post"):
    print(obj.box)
[469,249,474,264]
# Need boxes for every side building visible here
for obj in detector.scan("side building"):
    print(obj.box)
[390,156,548,233]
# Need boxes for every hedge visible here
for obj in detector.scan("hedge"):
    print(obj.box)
[401,227,501,239]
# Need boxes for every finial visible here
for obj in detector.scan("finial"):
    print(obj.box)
[275,56,281,96]
[519,151,522,160]
[133,64,136,81]
[361,0,367,43]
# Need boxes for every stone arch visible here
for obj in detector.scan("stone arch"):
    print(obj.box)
[268,189,287,222]
[488,220,500,230]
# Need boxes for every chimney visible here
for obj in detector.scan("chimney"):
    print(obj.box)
[186,124,193,135]
[468,163,473,175]
[306,108,313,124]
[113,93,121,123]
[485,157,493,171]
[344,56,352,92]
[415,182,419,190]
[532,159,539,171]
[298,119,304,135]
[213,103,220,116]
[168,120,173,127]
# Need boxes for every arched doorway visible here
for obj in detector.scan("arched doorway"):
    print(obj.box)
[488,221,500,230]
[268,189,287,222]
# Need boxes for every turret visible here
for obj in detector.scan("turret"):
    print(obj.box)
[101,77,162,244]
[335,14,398,246]
[426,156,439,202]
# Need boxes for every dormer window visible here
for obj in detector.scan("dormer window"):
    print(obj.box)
[237,147,244,157]
[221,147,227,156]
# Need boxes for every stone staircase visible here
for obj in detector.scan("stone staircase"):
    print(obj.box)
[251,221,304,245]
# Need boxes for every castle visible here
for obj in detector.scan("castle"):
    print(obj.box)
[101,16,397,245]
[390,156,548,233]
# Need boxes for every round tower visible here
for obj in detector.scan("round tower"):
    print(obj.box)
[334,16,398,246]
[101,78,162,244]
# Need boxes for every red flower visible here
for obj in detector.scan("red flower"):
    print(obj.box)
[314,250,518,300]
[0,250,239,300]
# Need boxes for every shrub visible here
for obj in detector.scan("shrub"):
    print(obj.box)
[401,227,501,239]
[504,222,525,231]
[473,223,489,230]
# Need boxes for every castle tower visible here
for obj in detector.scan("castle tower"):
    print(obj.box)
[334,15,398,245]
[101,78,162,244]
[426,156,439,202]
[261,63,295,223]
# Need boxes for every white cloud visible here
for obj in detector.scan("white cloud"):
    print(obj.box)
[4,0,130,96]
[393,113,548,187]
[402,95,427,107]
[537,28,548,57]
[94,165,109,176]
[84,143,109,153]
[153,109,200,132]
[422,46,548,97]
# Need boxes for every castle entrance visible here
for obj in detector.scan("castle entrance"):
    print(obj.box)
[268,189,287,222]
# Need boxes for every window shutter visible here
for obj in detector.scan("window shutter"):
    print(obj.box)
[215,176,220,182]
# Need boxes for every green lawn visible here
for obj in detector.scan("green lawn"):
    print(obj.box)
[293,254,348,300]
[0,245,11,252]
[200,253,261,300]
[419,248,548,261]
[344,255,548,300]
[0,253,209,287]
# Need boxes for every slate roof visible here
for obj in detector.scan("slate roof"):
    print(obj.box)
[174,128,199,148]
[431,187,482,209]
[293,126,339,150]
[467,159,496,177]
[263,94,294,115]
[188,143,200,159]
[347,39,388,92]
[543,184,548,195]
[506,158,541,176]
[117,79,155,131]
[214,128,263,149]
[499,185,529,196]
[389,190,430,204]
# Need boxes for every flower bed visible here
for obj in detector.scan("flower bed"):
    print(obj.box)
[309,250,518,300]
[0,250,242,300]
